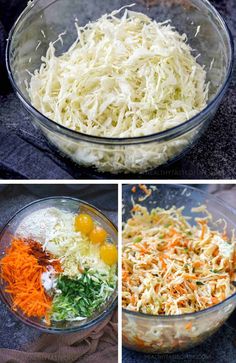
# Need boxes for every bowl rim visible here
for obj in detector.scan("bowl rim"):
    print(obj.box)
[122,183,236,320]
[0,196,118,333]
[5,0,234,146]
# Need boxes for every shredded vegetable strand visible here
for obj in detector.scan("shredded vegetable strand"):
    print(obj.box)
[0,238,52,319]
[28,6,208,138]
[122,205,235,315]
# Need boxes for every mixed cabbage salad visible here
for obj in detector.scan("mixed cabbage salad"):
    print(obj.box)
[1,207,117,324]
[122,198,236,352]
[122,205,236,315]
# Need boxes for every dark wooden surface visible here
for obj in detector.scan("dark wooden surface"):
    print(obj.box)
[0,0,235,180]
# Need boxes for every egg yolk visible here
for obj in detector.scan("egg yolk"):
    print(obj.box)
[89,226,107,244]
[100,243,118,266]
[75,213,94,235]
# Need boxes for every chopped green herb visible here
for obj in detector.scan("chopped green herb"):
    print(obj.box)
[196,281,204,285]
[134,236,142,243]
[51,271,115,321]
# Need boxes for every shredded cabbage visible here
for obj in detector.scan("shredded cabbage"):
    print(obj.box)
[44,130,195,174]
[28,6,208,138]
[122,197,236,352]
[122,205,236,315]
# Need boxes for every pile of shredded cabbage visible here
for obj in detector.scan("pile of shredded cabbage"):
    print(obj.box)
[122,204,236,315]
[28,4,208,138]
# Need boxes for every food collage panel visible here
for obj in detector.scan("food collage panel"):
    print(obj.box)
[0,0,235,362]
[0,0,234,179]
[0,184,118,361]
[122,184,236,361]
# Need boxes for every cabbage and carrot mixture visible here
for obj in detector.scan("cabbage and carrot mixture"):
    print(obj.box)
[0,208,117,324]
[122,204,236,315]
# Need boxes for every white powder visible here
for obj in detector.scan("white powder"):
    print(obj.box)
[41,266,57,291]
[16,207,74,245]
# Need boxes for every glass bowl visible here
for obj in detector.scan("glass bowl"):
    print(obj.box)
[122,184,236,353]
[0,197,118,333]
[6,0,233,174]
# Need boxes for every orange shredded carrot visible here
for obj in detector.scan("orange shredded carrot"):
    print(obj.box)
[130,295,136,304]
[183,274,198,280]
[233,251,236,265]
[0,238,52,320]
[136,244,149,254]
[185,322,192,330]
[168,227,178,238]
[135,336,147,348]
[193,261,203,268]
[186,281,197,291]
[169,239,181,248]
[122,271,129,281]
[131,186,136,193]
[211,297,218,304]
[212,246,219,257]
[199,220,207,240]
[174,284,186,294]
[159,255,167,270]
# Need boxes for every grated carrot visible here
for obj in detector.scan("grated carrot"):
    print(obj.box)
[199,220,207,240]
[183,274,198,280]
[211,297,218,304]
[130,295,136,304]
[135,336,147,348]
[0,238,52,320]
[185,322,192,330]
[193,261,203,268]
[186,281,197,291]
[159,255,167,270]
[174,284,186,294]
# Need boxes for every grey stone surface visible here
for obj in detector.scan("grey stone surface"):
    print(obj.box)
[0,184,118,350]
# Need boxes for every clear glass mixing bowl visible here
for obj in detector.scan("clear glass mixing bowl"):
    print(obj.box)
[122,184,236,353]
[6,0,233,174]
[0,197,117,333]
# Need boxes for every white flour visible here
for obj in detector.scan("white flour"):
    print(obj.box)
[16,207,74,246]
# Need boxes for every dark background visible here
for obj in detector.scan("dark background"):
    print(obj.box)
[0,183,118,350]
[0,0,235,180]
